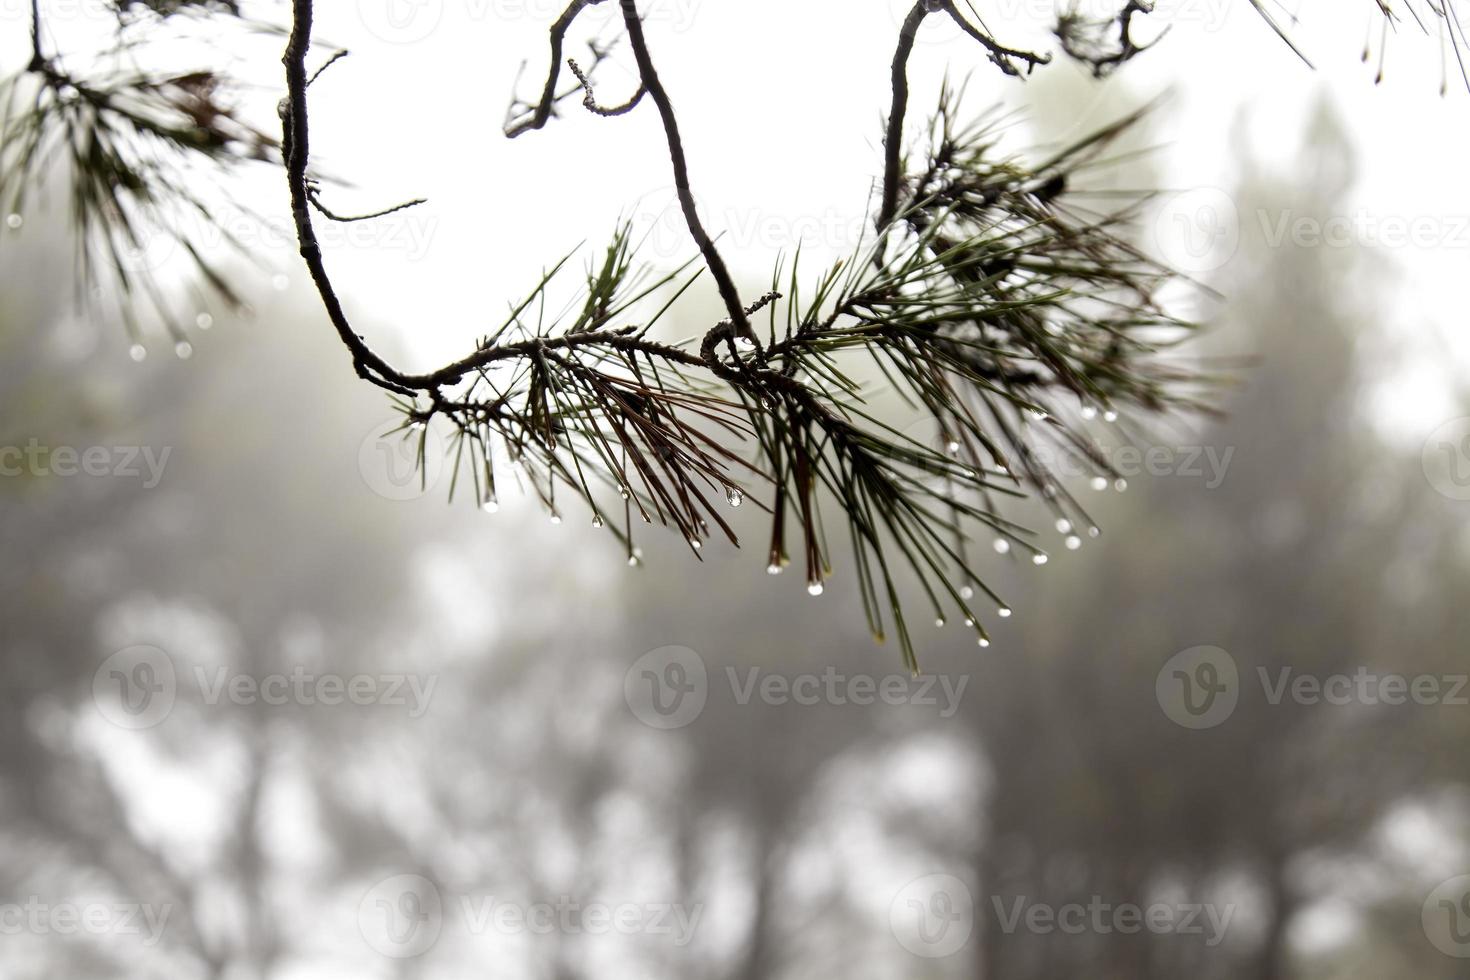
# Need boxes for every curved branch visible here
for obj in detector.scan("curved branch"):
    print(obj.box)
[617,0,752,343]
[505,0,609,138]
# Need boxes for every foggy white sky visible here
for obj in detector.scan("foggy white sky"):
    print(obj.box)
[7,0,1470,435]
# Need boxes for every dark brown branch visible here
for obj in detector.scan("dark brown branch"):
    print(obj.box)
[568,57,646,117]
[877,1,1050,235]
[877,1,931,235]
[617,0,753,343]
[505,0,608,138]
[28,0,45,71]
[307,184,427,223]
[283,0,415,396]
[937,0,1052,76]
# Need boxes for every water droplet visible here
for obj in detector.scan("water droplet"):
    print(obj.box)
[128,344,147,362]
[195,312,214,330]
[481,498,499,514]
[978,637,990,648]
[993,538,1010,555]
[1066,535,1082,550]
[1055,518,1072,534]
[1080,406,1097,420]
[5,213,22,230]
[1114,479,1128,492]
[767,563,783,575]
[591,514,604,528]
[1088,526,1101,538]
[1103,410,1119,423]
[946,440,962,455]
[1032,553,1049,566]
[997,607,1012,618]
[619,486,631,500]
[271,273,290,291]
[627,554,640,567]
[1091,476,1109,491]
[1030,409,1048,421]
[959,585,974,600]
[174,341,193,360]
[807,581,824,597]
[689,537,702,550]
[408,420,427,432]
[935,618,946,628]
[964,617,976,627]
[727,487,744,507]
[549,513,562,525]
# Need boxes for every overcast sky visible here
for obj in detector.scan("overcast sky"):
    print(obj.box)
[8,0,1470,437]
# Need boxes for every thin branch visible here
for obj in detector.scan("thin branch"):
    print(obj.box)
[878,1,931,235]
[568,57,646,116]
[617,0,752,342]
[28,0,45,71]
[938,0,1053,76]
[505,0,609,138]
[308,48,349,86]
[307,183,427,223]
[283,0,414,395]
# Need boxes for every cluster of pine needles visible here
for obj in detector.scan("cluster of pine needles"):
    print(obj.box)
[391,90,1214,669]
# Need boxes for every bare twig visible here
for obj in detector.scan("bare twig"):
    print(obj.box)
[616,0,753,343]
[505,0,609,137]
[568,57,646,116]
